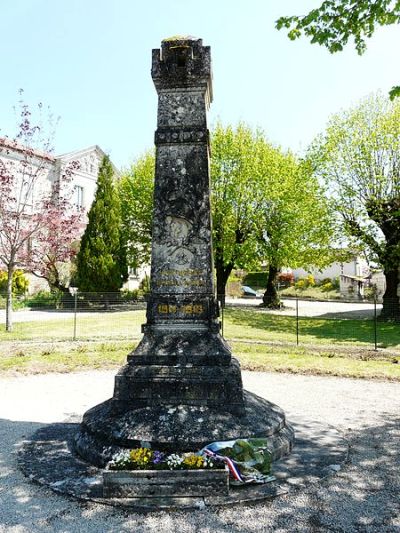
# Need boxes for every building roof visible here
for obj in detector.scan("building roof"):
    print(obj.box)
[0,139,119,176]
[0,136,56,162]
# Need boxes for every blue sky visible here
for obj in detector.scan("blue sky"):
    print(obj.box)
[1,0,400,169]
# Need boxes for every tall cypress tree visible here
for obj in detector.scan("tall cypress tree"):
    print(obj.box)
[76,155,128,298]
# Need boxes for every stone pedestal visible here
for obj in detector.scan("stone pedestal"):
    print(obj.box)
[75,36,294,467]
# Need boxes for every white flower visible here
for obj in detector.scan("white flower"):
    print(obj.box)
[166,453,184,469]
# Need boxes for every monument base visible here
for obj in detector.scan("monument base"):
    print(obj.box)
[74,390,295,467]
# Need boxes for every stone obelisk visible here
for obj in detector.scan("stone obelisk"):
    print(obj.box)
[75,37,294,467]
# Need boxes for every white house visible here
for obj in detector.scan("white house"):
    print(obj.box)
[0,138,111,213]
[290,255,372,299]
[0,139,125,292]
[291,255,370,281]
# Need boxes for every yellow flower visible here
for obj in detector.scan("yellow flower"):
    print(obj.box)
[182,453,204,469]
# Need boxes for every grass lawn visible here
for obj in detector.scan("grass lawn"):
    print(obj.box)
[0,307,399,380]
[224,308,400,349]
[0,310,145,341]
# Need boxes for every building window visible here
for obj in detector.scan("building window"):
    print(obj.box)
[74,185,84,208]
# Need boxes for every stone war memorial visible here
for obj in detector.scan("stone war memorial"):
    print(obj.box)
[19,36,347,510]
[74,35,294,466]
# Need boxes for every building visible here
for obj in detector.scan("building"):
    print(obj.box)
[290,255,372,299]
[0,139,121,293]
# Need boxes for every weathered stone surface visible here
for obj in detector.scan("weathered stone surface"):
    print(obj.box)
[18,417,348,510]
[103,469,229,499]
[75,391,294,467]
[74,36,294,467]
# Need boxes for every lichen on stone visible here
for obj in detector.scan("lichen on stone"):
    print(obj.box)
[162,35,197,42]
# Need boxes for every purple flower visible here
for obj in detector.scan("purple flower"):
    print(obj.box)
[152,450,165,464]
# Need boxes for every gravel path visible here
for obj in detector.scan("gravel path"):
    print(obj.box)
[226,298,381,319]
[0,370,399,532]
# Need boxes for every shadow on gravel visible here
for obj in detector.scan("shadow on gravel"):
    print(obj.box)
[0,416,399,531]
[221,414,400,533]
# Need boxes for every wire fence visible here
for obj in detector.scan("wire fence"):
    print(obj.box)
[0,292,399,352]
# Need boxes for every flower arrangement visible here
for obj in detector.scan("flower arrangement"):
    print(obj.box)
[107,447,218,472]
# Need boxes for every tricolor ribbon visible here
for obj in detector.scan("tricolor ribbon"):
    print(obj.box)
[203,448,244,483]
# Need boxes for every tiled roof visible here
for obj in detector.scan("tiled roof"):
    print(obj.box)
[0,137,56,162]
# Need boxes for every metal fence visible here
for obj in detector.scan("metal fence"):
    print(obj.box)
[0,292,399,352]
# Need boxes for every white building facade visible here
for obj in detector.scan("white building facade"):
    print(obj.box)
[0,140,117,293]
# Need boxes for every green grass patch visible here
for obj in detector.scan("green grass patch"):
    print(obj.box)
[0,338,399,381]
[0,310,145,341]
[224,308,400,349]
[232,341,400,380]
[0,340,134,374]
[0,307,399,380]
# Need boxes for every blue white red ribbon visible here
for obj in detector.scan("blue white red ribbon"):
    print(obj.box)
[203,448,244,483]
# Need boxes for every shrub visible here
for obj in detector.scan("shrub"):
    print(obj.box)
[121,289,140,302]
[364,284,378,301]
[295,275,316,290]
[295,279,306,290]
[139,275,150,295]
[319,277,332,286]
[306,274,315,287]
[331,277,340,290]
[25,290,63,309]
[320,282,334,292]
[277,272,294,287]
[0,270,29,295]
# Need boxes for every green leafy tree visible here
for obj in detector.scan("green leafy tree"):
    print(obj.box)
[276,0,400,99]
[309,93,400,320]
[211,123,335,306]
[211,124,263,300]
[76,155,127,301]
[118,151,154,271]
[121,125,334,307]
[257,154,335,308]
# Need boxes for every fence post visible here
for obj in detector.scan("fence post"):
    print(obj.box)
[218,294,224,337]
[73,290,78,341]
[374,296,378,351]
[296,296,299,346]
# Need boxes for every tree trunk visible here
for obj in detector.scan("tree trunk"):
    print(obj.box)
[31,269,70,294]
[6,264,14,332]
[215,254,234,308]
[380,267,400,321]
[262,265,281,308]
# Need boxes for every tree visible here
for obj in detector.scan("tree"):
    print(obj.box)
[120,125,334,307]
[256,153,335,308]
[0,93,81,331]
[21,160,83,293]
[211,124,265,300]
[211,123,335,306]
[25,197,83,293]
[76,155,128,302]
[276,0,400,99]
[118,151,154,271]
[308,93,400,320]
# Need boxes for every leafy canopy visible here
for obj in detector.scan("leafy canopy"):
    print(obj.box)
[211,122,335,274]
[276,0,400,99]
[308,93,400,318]
[308,92,400,262]
[118,151,154,270]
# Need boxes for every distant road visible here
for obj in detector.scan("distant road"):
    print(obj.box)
[226,297,381,319]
